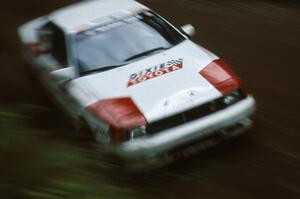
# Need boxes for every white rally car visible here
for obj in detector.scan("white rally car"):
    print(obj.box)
[19,0,256,167]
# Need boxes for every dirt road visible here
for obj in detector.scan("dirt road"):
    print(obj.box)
[0,0,299,198]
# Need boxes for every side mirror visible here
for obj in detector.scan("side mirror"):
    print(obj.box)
[51,67,76,84]
[180,24,196,38]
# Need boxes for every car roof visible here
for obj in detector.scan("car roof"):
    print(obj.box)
[48,0,148,33]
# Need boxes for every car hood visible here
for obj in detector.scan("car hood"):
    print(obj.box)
[70,40,222,122]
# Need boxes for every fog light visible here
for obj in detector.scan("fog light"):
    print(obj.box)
[129,125,147,140]
[223,95,236,105]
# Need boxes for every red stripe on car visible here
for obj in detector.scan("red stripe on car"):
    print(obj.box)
[88,97,147,142]
[25,43,49,56]
[200,59,241,95]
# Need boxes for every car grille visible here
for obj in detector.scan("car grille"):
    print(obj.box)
[146,89,247,134]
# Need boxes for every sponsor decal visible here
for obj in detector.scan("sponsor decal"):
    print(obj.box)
[127,58,183,87]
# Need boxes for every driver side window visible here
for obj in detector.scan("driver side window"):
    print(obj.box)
[40,22,68,66]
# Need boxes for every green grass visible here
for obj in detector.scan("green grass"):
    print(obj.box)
[0,104,137,199]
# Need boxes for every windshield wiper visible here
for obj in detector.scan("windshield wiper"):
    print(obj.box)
[124,47,169,62]
[81,64,125,76]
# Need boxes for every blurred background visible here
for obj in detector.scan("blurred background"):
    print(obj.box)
[0,0,299,198]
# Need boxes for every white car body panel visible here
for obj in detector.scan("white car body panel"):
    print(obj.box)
[70,40,221,122]
[18,17,48,43]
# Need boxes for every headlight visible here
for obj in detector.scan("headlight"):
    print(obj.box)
[129,125,147,140]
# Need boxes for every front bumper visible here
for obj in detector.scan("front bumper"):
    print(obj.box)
[115,96,256,160]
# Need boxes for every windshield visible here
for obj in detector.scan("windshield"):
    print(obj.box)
[75,11,185,75]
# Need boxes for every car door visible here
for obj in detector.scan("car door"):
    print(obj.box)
[39,23,86,121]
[20,20,82,120]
